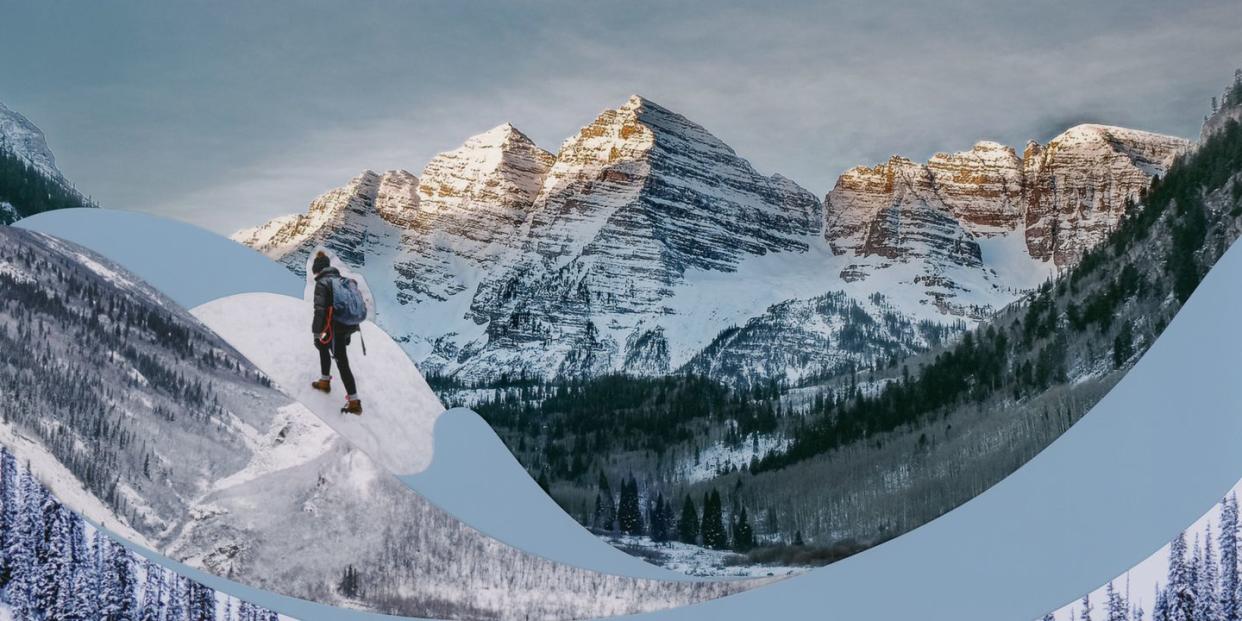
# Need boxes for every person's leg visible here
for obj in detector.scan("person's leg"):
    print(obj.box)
[333,332,357,397]
[316,338,332,379]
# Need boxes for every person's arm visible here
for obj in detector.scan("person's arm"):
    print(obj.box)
[312,279,329,335]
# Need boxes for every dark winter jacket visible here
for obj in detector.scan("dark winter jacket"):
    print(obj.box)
[312,267,357,336]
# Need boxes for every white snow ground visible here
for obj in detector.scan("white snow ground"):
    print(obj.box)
[193,292,444,476]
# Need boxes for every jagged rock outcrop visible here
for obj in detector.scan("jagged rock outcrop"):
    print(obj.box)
[455,95,822,380]
[234,169,409,272]
[825,125,1188,300]
[1022,125,1189,266]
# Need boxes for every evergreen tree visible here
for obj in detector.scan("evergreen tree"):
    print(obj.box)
[1202,524,1221,620]
[1155,584,1170,621]
[1168,532,1193,621]
[1105,581,1128,621]
[732,505,755,552]
[140,559,166,621]
[167,574,188,621]
[1079,593,1092,621]
[649,492,668,543]
[37,493,75,617]
[339,564,362,598]
[700,490,728,550]
[593,472,616,532]
[187,579,217,621]
[1221,494,1239,621]
[7,467,43,618]
[677,495,699,544]
[66,563,100,621]
[99,537,139,621]
[618,476,643,535]
[0,448,17,587]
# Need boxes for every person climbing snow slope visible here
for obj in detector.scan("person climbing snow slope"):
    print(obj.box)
[309,250,368,415]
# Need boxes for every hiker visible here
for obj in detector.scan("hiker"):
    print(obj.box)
[308,250,367,415]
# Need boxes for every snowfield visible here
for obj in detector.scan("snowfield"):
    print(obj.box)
[192,292,444,476]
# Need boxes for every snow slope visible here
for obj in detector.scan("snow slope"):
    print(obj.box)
[16,208,721,580]
[195,292,698,579]
[193,292,442,476]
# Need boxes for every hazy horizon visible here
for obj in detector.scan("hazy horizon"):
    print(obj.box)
[2,1,1240,233]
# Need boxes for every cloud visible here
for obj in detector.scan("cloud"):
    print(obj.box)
[3,1,1239,233]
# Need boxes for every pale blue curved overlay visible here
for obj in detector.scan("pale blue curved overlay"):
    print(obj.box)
[15,208,302,306]
[622,233,1242,619]
[400,409,694,580]
[18,206,1242,620]
[14,207,684,581]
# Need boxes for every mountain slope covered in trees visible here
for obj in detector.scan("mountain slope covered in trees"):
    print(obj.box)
[461,73,1242,570]
[0,446,285,620]
[0,226,758,618]
[0,102,94,224]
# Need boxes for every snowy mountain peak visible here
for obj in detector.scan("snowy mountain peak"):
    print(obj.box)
[0,101,63,182]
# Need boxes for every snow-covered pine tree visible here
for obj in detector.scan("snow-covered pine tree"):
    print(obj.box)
[1154,583,1170,621]
[167,574,188,621]
[0,447,17,587]
[1105,581,1127,621]
[1079,593,1092,621]
[1202,524,1222,620]
[188,578,217,621]
[37,492,76,617]
[7,466,44,618]
[1222,494,1240,621]
[139,558,166,621]
[1168,532,1193,621]
[99,536,139,620]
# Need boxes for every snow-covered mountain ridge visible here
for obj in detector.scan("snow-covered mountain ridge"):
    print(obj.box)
[0,101,94,224]
[236,97,1187,384]
[0,101,63,182]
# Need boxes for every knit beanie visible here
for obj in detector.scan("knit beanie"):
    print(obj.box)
[312,251,330,275]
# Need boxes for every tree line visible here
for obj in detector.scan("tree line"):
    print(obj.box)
[586,473,759,553]
[0,144,93,223]
[756,115,1242,474]
[0,446,282,620]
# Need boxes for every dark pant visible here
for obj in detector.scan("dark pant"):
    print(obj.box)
[317,328,357,396]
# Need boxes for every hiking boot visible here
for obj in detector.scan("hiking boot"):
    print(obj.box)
[311,378,331,393]
[341,398,362,416]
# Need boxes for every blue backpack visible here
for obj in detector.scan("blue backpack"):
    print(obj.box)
[330,276,368,326]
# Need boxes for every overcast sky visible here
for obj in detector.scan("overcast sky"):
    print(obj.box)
[2,1,1240,234]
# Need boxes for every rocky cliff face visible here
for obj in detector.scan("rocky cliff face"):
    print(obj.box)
[824,125,1188,317]
[1022,125,1190,266]
[456,96,822,380]
[237,99,1185,386]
